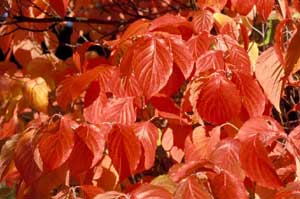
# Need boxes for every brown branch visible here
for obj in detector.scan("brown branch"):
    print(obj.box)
[1,16,135,26]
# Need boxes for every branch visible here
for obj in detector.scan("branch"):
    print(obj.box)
[1,16,135,26]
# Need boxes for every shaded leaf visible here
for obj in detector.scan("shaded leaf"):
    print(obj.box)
[236,116,286,145]
[0,134,20,179]
[231,0,255,15]
[256,0,275,21]
[238,135,282,188]
[287,125,300,158]
[68,124,106,173]
[56,65,115,109]
[15,130,42,185]
[168,35,194,79]
[275,181,300,199]
[38,117,75,171]
[49,0,69,17]
[108,124,141,181]
[210,170,248,199]
[285,24,300,75]
[195,73,241,124]
[231,71,266,117]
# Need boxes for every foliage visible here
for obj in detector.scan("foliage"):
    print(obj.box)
[1,0,300,198]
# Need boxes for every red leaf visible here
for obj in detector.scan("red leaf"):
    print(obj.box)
[0,112,18,140]
[174,175,214,199]
[294,0,300,13]
[238,135,282,188]
[195,73,241,124]
[119,19,150,43]
[274,19,291,66]
[80,185,104,199]
[210,170,248,199]
[131,184,173,199]
[69,124,106,174]
[83,81,108,125]
[94,191,125,199]
[38,117,75,171]
[231,0,255,15]
[108,125,141,181]
[231,71,266,117]
[149,14,192,37]
[236,117,285,188]
[197,0,228,11]
[167,117,193,149]
[275,181,300,199]
[49,0,69,17]
[150,95,180,116]
[287,125,300,158]
[159,64,185,96]
[100,97,136,125]
[192,9,214,33]
[168,35,194,79]
[132,35,173,98]
[285,24,300,75]
[133,121,159,170]
[225,45,252,74]
[256,47,285,112]
[187,33,213,59]
[112,72,143,97]
[56,65,115,109]
[185,126,220,162]
[15,130,42,185]
[210,139,244,180]
[170,160,217,182]
[256,0,275,21]
[195,50,224,75]
[236,116,286,145]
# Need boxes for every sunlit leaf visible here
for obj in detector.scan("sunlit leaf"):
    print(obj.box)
[256,47,285,112]
[132,35,173,98]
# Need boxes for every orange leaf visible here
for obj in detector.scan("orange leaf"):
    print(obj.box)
[38,117,75,171]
